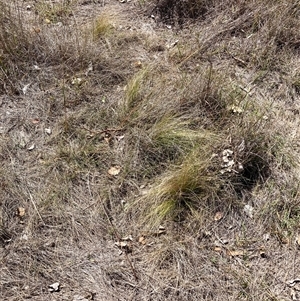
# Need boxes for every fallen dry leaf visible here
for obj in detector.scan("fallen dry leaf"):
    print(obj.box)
[48,282,60,292]
[281,236,289,245]
[121,235,133,241]
[133,60,142,68]
[229,104,244,114]
[31,118,40,124]
[32,27,41,34]
[17,207,25,217]
[243,204,254,218]
[108,166,121,176]
[27,144,35,151]
[227,249,246,257]
[115,241,128,248]
[104,136,111,144]
[214,246,222,253]
[214,211,224,221]
[22,83,31,95]
[138,236,146,244]
[115,240,132,253]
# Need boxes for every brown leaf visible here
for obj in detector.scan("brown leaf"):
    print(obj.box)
[214,211,224,221]
[31,118,40,124]
[103,132,113,144]
[115,241,132,253]
[32,27,41,34]
[17,207,25,217]
[115,241,128,248]
[133,61,142,68]
[108,166,121,176]
[281,236,289,245]
[227,249,246,257]
[214,246,222,253]
[138,236,146,244]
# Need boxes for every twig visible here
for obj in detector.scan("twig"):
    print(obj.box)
[80,126,124,136]
[225,49,247,67]
[205,60,213,99]
[27,187,45,226]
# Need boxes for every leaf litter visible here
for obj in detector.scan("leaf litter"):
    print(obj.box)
[108,165,121,176]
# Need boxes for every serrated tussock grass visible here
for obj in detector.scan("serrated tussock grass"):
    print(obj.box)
[92,13,115,39]
[34,0,75,23]
[123,60,293,229]
[140,145,221,227]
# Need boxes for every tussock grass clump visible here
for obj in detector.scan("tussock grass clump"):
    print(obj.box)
[35,0,75,23]
[134,109,283,227]
[0,2,37,60]
[124,67,149,111]
[0,2,46,94]
[141,146,220,226]
[150,116,213,154]
[121,59,290,229]
[92,14,115,39]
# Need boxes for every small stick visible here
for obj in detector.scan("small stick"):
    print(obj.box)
[80,126,124,135]
[27,187,45,226]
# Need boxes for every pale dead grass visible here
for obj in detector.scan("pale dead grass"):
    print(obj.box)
[1,0,300,301]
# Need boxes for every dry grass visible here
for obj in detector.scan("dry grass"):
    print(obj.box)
[1,0,300,300]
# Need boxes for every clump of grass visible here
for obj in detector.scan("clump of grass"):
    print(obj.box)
[92,14,115,39]
[149,116,216,158]
[124,67,149,111]
[138,141,221,227]
[125,59,291,229]
[35,0,74,23]
[0,2,42,62]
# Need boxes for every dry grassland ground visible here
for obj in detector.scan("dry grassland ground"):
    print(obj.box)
[1,0,300,300]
